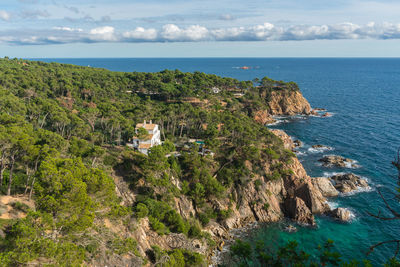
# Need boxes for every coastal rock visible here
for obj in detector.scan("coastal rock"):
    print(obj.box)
[311,177,339,197]
[284,197,315,226]
[330,173,369,193]
[267,90,312,115]
[254,110,276,125]
[318,155,359,168]
[322,112,333,117]
[312,144,330,149]
[293,140,302,148]
[271,129,295,150]
[174,195,195,220]
[328,208,352,222]
[295,183,330,214]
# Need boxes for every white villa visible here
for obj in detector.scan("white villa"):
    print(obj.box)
[132,120,161,154]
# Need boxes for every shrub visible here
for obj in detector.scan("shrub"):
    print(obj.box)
[197,213,210,226]
[254,179,262,191]
[149,216,170,235]
[263,203,270,211]
[134,203,149,219]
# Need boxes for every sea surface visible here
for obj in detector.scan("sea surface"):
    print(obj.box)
[37,58,400,265]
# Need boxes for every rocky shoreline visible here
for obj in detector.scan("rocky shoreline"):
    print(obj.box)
[209,129,371,265]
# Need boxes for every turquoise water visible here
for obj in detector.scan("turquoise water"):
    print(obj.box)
[37,58,400,264]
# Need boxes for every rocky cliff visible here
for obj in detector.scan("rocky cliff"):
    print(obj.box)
[253,89,312,125]
[267,90,312,115]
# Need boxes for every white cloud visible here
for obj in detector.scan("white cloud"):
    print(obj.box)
[53,27,83,32]
[89,26,116,41]
[0,10,11,21]
[3,21,400,45]
[123,27,158,41]
[161,24,209,41]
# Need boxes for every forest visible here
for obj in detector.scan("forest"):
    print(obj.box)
[0,57,360,266]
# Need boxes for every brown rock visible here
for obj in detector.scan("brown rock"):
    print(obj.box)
[267,90,312,115]
[254,110,276,125]
[271,129,295,150]
[322,112,333,117]
[330,173,369,193]
[293,140,302,148]
[312,177,339,197]
[318,155,358,168]
[328,208,352,222]
[284,197,315,226]
[296,183,330,214]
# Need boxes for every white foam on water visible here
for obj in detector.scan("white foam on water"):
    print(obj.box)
[322,171,345,178]
[295,151,307,156]
[343,160,361,169]
[340,186,374,197]
[267,120,282,126]
[327,201,339,209]
[308,146,334,153]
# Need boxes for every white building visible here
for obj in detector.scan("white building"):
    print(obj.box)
[132,120,161,154]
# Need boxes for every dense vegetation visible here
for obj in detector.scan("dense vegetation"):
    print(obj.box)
[0,57,300,266]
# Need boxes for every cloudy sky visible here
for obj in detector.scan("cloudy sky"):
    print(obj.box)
[1,0,400,57]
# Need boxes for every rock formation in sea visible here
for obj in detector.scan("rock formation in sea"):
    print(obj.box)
[330,173,369,193]
[267,90,312,115]
[253,89,312,124]
[318,155,360,168]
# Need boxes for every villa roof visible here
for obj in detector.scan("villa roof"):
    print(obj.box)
[133,134,153,141]
[136,123,157,131]
[138,143,152,149]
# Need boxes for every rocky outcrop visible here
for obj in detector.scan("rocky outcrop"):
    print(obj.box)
[267,90,311,115]
[271,129,295,150]
[312,177,339,197]
[330,173,369,193]
[328,208,352,222]
[254,110,276,125]
[284,197,315,226]
[318,155,360,168]
[133,218,207,257]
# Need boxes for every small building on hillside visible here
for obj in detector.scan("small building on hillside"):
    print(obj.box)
[132,120,161,154]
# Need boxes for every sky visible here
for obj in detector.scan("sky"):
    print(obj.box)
[1,0,400,57]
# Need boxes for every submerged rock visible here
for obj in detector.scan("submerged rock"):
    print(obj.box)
[311,177,339,197]
[328,208,352,222]
[330,173,369,193]
[312,144,330,149]
[318,155,359,168]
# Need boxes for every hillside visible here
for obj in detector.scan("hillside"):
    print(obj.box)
[0,58,321,266]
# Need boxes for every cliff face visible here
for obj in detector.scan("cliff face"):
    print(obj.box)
[253,90,312,125]
[110,128,332,265]
[267,90,311,115]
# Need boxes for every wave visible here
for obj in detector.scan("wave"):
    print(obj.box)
[327,201,339,209]
[339,186,374,196]
[308,146,334,153]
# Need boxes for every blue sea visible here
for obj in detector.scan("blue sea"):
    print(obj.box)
[37,58,400,265]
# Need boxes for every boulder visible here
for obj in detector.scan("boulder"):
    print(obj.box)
[293,140,302,148]
[311,177,339,197]
[312,144,330,149]
[330,173,369,193]
[284,197,315,226]
[295,183,330,214]
[322,112,333,117]
[318,155,359,168]
[328,208,352,222]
